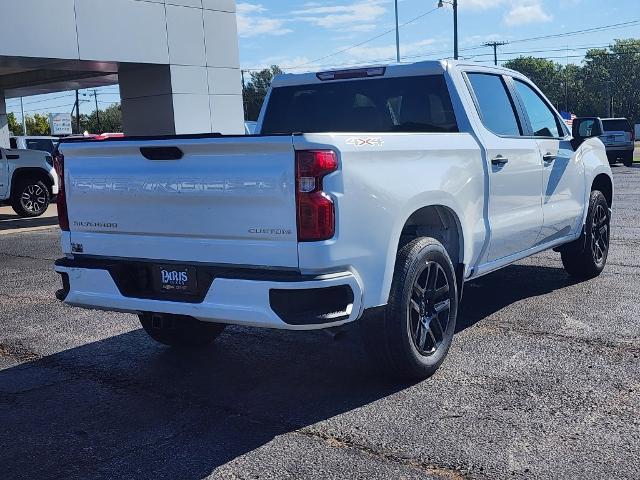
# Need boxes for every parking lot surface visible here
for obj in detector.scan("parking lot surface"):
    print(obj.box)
[1,165,639,480]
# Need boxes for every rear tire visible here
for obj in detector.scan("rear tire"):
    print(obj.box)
[11,179,50,218]
[561,190,610,279]
[139,313,226,348]
[622,151,634,167]
[360,237,458,380]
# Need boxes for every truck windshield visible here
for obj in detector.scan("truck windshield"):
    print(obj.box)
[261,75,458,134]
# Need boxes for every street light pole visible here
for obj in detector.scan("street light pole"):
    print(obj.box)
[394,0,401,62]
[438,0,459,60]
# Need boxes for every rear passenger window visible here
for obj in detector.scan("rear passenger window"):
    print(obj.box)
[467,73,521,137]
[513,80,562,138]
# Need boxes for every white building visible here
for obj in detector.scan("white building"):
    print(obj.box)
[0,0,244,147]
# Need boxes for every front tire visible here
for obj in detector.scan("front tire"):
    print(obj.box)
[561,190,611,279]
[139,313,226,348]
[361,237,458,380]
[11,179,50,218]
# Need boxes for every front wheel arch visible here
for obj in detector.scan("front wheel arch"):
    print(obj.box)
[11,168,55,198]
[591,173,613,208]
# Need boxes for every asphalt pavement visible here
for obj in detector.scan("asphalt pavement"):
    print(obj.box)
[1,165,639,479]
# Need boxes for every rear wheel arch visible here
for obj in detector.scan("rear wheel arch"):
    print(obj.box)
[392,205,466,300]
[397,205,465,268]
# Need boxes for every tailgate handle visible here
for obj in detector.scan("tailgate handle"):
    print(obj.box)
[140,147,183,161]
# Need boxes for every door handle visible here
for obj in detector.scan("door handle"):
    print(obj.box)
[491,155,509,166]
[543,152,557,163]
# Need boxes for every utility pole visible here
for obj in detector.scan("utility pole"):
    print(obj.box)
[20,97,26,136]
[394,0,401,62]
[75,90,80,133]
[241,69,248,119]
[438,0,459,60]
[484,41,508,66]
[565,44,569,113]
[93,89,101,133]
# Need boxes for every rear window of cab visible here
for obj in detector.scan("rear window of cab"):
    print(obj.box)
[261,75,458,134]
[602,119,632,132]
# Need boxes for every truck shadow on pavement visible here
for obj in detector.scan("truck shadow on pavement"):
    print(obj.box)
[457,263,577,333]
[0,213,59,231]
[0,263,576,479]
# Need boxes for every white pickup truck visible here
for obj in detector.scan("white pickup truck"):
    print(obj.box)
[54,61,613,379]
[1,147,58,217]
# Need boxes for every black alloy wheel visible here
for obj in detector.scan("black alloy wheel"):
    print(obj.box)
[590,202,609,268]
[409,261,451,356]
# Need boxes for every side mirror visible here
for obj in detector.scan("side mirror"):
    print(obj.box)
[572,117,604,147]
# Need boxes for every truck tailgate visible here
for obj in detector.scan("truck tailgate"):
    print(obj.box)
[60,136,299,268]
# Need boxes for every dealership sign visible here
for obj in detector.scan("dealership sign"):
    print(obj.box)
[49,113,73,135]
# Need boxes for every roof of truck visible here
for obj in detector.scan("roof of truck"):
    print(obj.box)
[271,60,524,88]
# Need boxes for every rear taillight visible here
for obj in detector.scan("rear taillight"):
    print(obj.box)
[296,150,338,241]
[53,152,69,232]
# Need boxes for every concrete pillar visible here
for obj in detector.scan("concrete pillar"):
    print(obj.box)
[0,93,9,148]
[118,2,244,137]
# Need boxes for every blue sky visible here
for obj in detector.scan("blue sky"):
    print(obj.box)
[6,0,639,123]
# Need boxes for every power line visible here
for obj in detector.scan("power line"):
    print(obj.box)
[343,18,640,68]
[6,90,120,110]
[507,19,640,45]
[6,93,75,107]
[287,6,441,69]
[467,50,640,64]
[21,103,76,113]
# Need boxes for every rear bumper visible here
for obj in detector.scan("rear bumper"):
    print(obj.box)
[54,258,363,330]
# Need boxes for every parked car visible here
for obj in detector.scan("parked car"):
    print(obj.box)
[600,118,635,166]
[0,147,58,217]
[9,136,58,155]
[53,61,613,379]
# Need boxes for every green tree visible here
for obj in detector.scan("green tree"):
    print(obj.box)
[7,112,51,136]
[579,39,640,122]
[7,112,23,136]
[75,103,123,134]
[243,65,283,121]
[505,39,640,123]
[503,57,565,109]
[25,114,51,135]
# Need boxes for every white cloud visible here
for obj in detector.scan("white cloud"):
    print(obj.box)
[236,3,292,38]
[341,39,438,63]
[292,1,387,29]
[248,55,321,72]
[504,3,553,26]
[462,0,508,10]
